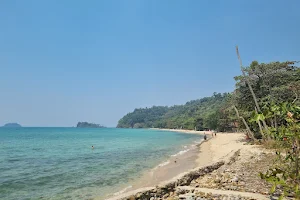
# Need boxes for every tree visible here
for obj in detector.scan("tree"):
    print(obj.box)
[236,46,269,136]
[234,48,299,138]
[117,93,233,131]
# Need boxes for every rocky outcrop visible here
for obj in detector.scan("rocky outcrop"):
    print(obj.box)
[191,150,273,196]
[120,161,225,200]
[111,149,272,200]
[76,122,105,128]
[2,123,22,127]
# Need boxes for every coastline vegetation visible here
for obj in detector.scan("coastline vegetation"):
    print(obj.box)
[118,46,300,198]
[234,47,300,199]
[117,58,299,134]
[117,93,232,131]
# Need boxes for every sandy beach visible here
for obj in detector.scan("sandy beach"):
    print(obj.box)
[125,129,213,188]
[150,128,210,135]
[104,131,263,200]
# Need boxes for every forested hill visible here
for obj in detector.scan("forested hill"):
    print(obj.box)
[117,93,230,130]
[117,60,300,132]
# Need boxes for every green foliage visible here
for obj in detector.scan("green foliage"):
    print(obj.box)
[235,61,299,107]
[234,61,300,138]
[117,60,299,134]
[233,59,300,198]
[117,106,169,128]
[203,111,219,130]
[235,61,300,107]
[117,57,300,198]
[259,103,300,198]
[117,93,235,131]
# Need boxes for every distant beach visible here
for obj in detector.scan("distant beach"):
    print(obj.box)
[150,128,210,135]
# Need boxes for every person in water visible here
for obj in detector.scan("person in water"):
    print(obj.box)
[92,145,94,149]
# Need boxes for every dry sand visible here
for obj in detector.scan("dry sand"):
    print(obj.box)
[105,131,249,200]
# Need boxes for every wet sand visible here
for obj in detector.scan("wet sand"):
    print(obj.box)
[130,140,204,188]
[119,129,213,189]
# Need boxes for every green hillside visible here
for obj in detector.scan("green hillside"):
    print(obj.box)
[117,93,231,130]
[118,60,300,132]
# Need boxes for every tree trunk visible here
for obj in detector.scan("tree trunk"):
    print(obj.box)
[270,118,274,128]
[274,116,278,131]
[292,90,298,104]
[233,105,255,140]
[236,46,270,134]
[255,107,265,139]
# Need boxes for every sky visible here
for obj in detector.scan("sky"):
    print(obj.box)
[1,0,300,127]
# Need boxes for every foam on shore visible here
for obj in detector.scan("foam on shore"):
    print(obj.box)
[112,185,133,196]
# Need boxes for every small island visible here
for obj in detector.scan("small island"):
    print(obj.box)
[76,122,105,128]
[2,123,22,128]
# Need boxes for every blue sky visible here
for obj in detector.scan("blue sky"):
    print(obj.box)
[1,0,299,127]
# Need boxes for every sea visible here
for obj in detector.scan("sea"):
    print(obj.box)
[0,128,203,200]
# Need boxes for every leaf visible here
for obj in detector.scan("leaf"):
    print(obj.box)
[295,106,300,112]
[250,113,266,123]
[270,184,276,193]
[258,113,266,121]
[285,154,291,161]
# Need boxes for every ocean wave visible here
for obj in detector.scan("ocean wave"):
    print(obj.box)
[113,185,132,196]
[171,149,190,157]
[152,160,171,170]
[157,160,170,167]
[194,139,204,144]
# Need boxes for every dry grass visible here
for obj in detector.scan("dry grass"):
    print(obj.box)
[261,139,281,149]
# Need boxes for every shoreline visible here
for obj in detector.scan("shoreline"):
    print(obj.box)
[102,129,208,200]
[150,128,212,135]
[104,130,244,200]
[105,132,270,200]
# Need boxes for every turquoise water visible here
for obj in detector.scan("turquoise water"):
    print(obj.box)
[0,128,202,200]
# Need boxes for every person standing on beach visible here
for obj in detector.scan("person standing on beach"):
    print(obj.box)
[204,134,207,140]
